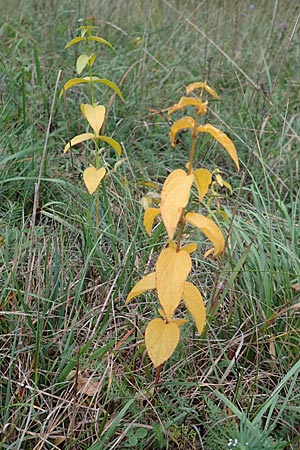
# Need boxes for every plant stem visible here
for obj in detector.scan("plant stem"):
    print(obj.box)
[175,111,199,252]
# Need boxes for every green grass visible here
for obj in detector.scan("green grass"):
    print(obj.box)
[1,1,299,448]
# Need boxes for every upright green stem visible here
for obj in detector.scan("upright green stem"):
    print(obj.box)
[94,140,100,231]
[175,111,199,252]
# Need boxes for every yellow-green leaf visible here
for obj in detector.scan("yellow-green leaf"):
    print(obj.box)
[98,136,122,156]
[197,124,239,171]
[183,282,206,334]
[145,318,180,367]
[89,53,96,68]
[81,104,105,136]
[160,169,194,240]
[87,36,113,49]
[63,132,94,153]
[156,247,192,321]
[144,208,160,236]
[83,165,106,195]
[76,54,90,74]
[168,97,208,118]
[186,82,220,100]
[193,168,212,201]
[60,77,89,97]
[185,211,225,257]
[169,117,195,147]
[83,77,124,102]
[65,36,85,49]
[126,272,156,304]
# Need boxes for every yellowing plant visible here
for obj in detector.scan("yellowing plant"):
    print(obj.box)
[61,21,124,225]
[126,82,239,368]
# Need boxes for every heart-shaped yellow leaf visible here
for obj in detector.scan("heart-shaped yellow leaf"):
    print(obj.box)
[197,124,239,171]
[145,318,180,367]
[185,212,225,257]
[193,168,212,201]
[83,166,106,195]
[169,117,195,147]
[126,272,156,304]
[160,169,194,240]
[156,247,191,321]
[81,104,105,136]
[183,282,206,334]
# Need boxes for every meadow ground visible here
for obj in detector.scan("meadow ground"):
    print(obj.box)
[0,1,300,449]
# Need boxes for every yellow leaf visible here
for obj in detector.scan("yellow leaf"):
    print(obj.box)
[145,318,180,367]
[171,318,188,327]
[76,54,90,74]
[126,272,156,304]
[81,104,105,136]
[197,124,239,171]
[144,208,160,236]
[193,168,212,201]
[160,169,194,240]
[138,181,160,191]
[185,211,225,257]
[83,165,106,195]
[169,117,195,147]
[186,82,220,100]
[156,247,192,321]
[215,174,233,194]
[98,136,122,156]
[181,242,197,253]
[183,282,206,334]
[168,97,208,118]
[63,132,95,153]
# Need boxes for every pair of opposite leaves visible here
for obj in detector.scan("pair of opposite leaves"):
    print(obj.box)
[63,103,121,195]
[126,244,206,368]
